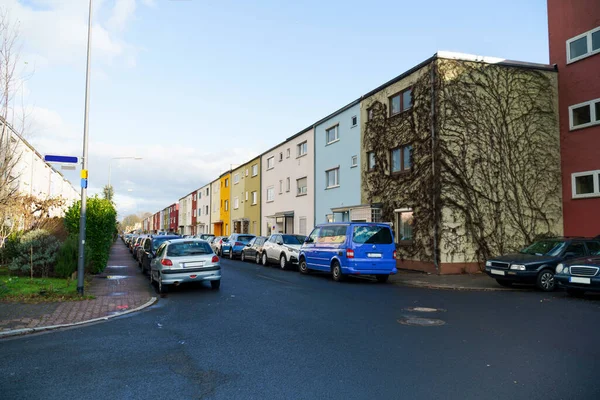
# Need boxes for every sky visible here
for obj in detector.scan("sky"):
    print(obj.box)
[2,0,550,219]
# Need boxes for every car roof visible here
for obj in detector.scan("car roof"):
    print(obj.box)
[316,222,391,227]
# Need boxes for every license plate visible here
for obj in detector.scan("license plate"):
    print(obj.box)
[183,261,205,268]
[491,269,505,276]
[570,277,591,284]
[367,253,382,258]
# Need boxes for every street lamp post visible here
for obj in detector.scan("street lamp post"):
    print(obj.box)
[108,157,142,188]
[76,0,93,296]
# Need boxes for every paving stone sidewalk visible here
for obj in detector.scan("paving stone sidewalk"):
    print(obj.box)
[390,269,514,291]
[0,240,155,335]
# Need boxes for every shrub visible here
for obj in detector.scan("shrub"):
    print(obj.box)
[9,229,60,277]
[54,234,79,278]
[1,230,23,265]
[64,196,117,274]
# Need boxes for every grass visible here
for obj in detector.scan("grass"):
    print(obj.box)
[0,267,94,303]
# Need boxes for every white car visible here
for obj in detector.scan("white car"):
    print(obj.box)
[261,234,307,269]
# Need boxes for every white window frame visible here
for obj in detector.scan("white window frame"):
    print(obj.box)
[279,152,283,162]
[326,124,339,145]
[569,97,600,130]
[325,167,340,189]
[571,170,600,199]
[286,177,290,192]
[297,141,308,157]
[279,180,283,194]
[394,208,414,242]
[252,191,257,205]
[245,191,248,201]
[267,157,275,170]
[225,200,229,211]
[296,177,308,196]
[245,168,249,176]
[233,173,240,184]
[566,26,600,64]
[252,164,258,176]
[286,148,291,158]
[267,186,275,202]
[234,197,239,209]
[351,155,358,168]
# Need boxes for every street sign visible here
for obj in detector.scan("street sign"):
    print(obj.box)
[61,165,76,171]
[44,155,79,164]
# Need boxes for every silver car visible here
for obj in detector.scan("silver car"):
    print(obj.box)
[149,239,221,293]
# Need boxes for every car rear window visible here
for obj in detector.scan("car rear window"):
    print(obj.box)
[152,237,176,250]
[317,226,347,244]
[167,241,213,257]
[238,236,254,243]
[352,226,393,244]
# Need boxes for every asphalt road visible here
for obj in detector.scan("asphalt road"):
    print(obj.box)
[2,258,600,400]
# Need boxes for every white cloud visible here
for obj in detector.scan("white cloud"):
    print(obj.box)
[107,0,136,32]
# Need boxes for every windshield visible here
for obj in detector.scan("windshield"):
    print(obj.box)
[520,240,566,256]
[237,236,254,244]
[352,226,393,244]
[282,235,303,245]
[167,241,213,257]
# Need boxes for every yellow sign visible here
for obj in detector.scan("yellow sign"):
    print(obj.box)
[81,169,88,179]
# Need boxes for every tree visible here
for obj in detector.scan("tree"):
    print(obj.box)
[102,184,114,202]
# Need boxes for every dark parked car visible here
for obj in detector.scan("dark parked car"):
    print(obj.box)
[221,234,256,259]
[484,237,600,291]
[134,235,149,261]
[555,242,600,295]
[240,236,268,263]
[139,235,181,274]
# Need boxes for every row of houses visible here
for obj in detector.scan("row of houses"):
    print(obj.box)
[142,0,599,274]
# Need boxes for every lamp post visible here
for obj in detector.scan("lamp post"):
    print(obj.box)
[76,0,93,296]
[108,157,142,188]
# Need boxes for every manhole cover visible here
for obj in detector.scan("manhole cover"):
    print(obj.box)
[397,316,446,326]
[403,307,446,313]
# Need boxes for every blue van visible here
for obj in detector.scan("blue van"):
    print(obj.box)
[298,223,397,282]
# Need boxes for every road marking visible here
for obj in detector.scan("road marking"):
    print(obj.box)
[403,307,446,313]
[256,274,295,285]
[397,316,446,326]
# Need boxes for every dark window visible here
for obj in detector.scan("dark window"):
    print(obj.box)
[352,116,357,126]
[389,88,413,116]
[282,235,302,245]
[352,226,393,244]
[390,145,412,173]
[565,242,586,257]
[167,241,212,257]
[237,235,254,243]
[586,241,600,255]
[156,243,167,257]
[569,36,588,59]
[247,238,256,246]
[520,240,566,256]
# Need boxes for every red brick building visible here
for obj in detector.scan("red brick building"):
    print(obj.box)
[153,212,160,233]
[169,203,179,233]
[191,192,198,235]
[548,0,600,237]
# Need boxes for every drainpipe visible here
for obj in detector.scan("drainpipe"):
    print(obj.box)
[431,58,440,274]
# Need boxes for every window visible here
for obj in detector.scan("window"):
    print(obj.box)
[251,164,258,176]
[267,187,274,202]
[206,188,209,196]
[572,170,600,199]
[367,152,376,171]
[351,115,357,126]
[267,157,274,169]
[326,125,339,144]
[587,241,600,255]
[198,192,202,199]
[317,225,347,244]
[234,197,239,209]
[353,225,393,244]
[351,155,358,168]
[279,180,283,194]
[389,87,413,116]
[193,194,196,201]
[565,242,586,258]
[245,191,248,201]
[234,174,240,184]
[297,141,307,157]
[286,148,291,158]
[326,168,339,188]
[252,191,257,205]
[205,205,209,214]
[297,177,307,196]
[198,208,201,216]
[225,178,229,187]
[391,145,413,173]
[286,177,290,192]
[567,26,600,63]
[569,98,600,130]
[308,228,320,242]
[279,152,283,162]
[395,209,414,242]
[245,168,248,176]
[224,200,229,211]
[367,108,374,121]
[299,217,307,235]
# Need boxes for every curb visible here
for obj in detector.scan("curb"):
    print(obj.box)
[392,281,519,292]
[0,296,158,339]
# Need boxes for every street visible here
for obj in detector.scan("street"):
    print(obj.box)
[1,259,600,400]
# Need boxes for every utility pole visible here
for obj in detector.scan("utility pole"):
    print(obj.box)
[77,0,93,296]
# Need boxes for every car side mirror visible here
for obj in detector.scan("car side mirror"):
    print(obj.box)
[276,240,283,245]
[304,237,313,243]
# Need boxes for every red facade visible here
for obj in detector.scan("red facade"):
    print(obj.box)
[548,0,600,237]
[191,191,198,235]
[169,203,179,232]
[153,212,160,232]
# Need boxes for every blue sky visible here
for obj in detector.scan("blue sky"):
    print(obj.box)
[6,0,550,218]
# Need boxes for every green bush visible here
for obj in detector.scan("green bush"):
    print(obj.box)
[54,234,79,278]
[9,229,60,277]
[1,230,23,265]
[64,196,117,274]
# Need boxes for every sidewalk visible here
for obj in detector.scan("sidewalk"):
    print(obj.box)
[0,240,156,338]
[390,269,515,291]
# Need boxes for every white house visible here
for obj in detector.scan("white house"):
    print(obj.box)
[178,191,194,235]
[196,183,211,234]
[261,127,315,236]
[210,178,221,235]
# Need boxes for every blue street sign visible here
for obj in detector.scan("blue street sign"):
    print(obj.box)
[44,155,79,164]
[81,178,88,189]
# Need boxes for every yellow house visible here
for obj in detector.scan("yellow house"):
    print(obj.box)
[219,172,231,236]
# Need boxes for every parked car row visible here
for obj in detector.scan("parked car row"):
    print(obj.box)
[484,236,600,294]
[223,223,398,282]
[122,233,222,294]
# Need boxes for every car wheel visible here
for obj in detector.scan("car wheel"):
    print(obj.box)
[279,254,287,270]
[158,275,168,294]
[376,275,389,283]
[211,280,221,290]
[149,270,154,285]
[262,253,268,266]
[256,253,261,264]
[241,251,245,262]
[536,269,555,292]
[229,248,234,260]
[299,259,309,275]
[332,260,344,282]
[496,279,513,287]
[567,288,585,296]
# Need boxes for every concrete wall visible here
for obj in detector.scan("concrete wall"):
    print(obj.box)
[314,103,362,224]
[243,157,261,235]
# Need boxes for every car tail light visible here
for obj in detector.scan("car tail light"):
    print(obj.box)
[235,242,242,246]
[135,243,140,247]
[346,249,354,259]
[161,259,173,266]
[393,250,397,259]
[212,255,219,263]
